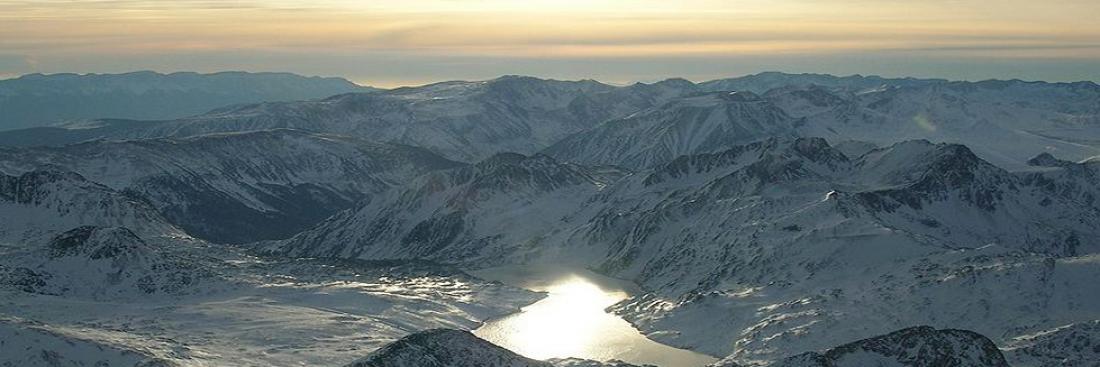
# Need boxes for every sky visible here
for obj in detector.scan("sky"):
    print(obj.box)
[1,0,1098,87]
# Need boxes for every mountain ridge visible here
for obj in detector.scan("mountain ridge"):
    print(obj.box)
[0,71,372,131]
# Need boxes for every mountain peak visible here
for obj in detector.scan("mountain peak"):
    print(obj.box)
[672,91,764,107]
[765,326,1008,367]
[652,77,696,88]
[463,152,600,195]
[346,329,549,367]
[0,169,95,203]
[644,137,847,186]
[1028,152,1074,167]
[477,152,534,168]
[47,226,145,259]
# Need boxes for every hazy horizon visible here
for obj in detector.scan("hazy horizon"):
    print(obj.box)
[2,0,1098,87]
[4,69,1099,90]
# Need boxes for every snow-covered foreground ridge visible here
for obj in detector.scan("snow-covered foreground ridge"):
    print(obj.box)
[347,326,1009,367]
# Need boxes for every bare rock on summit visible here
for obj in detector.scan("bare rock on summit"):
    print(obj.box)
[764,326,1008,367]
[345,329,551,367]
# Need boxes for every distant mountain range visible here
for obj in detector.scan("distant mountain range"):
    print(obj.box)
[0,71,373,131]
[1,72,1096,169]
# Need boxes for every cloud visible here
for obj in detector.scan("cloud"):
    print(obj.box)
[0,0,1097,84]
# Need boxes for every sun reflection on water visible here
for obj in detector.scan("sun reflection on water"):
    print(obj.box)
[492,276,626,359]
[473,268,717,367]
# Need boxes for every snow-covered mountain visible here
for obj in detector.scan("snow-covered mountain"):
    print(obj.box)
[1003,320,1100,366]
[347,326,1009,367]
[3,71,1100,367]
[1020,152,1100,212]
[269,137,1100,364]
[3,73,1096,171]
[0,226,219,300]
[699,72,947,94]
[0,71,371,131]
[0,241,543,366]
[0,76,683,162]
[719,326,1009,367]
[266,152,626,262]
[345,329,552,367]
[117,76,620,162]
[764,80,1100,170]
[0,76,708,162]
[0,169,185,245]
[587,139,1100,361]
[544,91,797,169]
[0,316,177,367]
[0,129,460,243]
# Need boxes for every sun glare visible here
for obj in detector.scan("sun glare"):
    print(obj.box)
[473,270,717,366]
[477,275,628,360]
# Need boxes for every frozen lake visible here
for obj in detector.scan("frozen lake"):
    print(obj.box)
[472,265,718,367]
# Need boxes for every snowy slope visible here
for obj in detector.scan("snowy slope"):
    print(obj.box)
[3,72,1100,366]
[0,169,186,245]
[4,73,1095,171]
[0,129,460,243]
[546,74,1100,171]
[345,326,1008,367]
[699,72,946,94]
[272,137,1100,364]
[743,326,1008,367]
[1020,153,1100,212]
[344,328,652,367]
[586,139,1100,361]
[544,91,797,169]
[0,226,220,300]
[0,76,699,163]
[1003,320,1100,366]
[0,71,370,131]
[0,249,542,366]
[266,152,627,262]
[0,317,176,367]
[345,329,552,367]
[763,80,1100,170]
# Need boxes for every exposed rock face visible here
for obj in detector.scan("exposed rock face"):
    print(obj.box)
[544,91,798,169]
[1004,320,1100,367]
[0,76,701,163]
[4,73,1098,170]
[345,329,552,367]
[2,72,1100,367]
[710,327,1007,367]
[0,129,460,243]
[351,326,1007,367]
[0,226,217,299]
[0,169,185,244]
[1027,152,1075,168]
[770,327,1008,367]
[270,137,1100,363]
[266,152,625,262]
[346,328,653,367]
